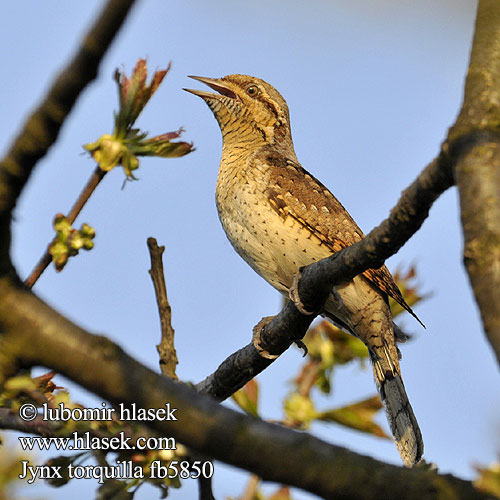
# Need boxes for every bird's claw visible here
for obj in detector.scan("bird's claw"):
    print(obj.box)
[289,272,315,315]
[252,316,280,359]
[294,339,308,357]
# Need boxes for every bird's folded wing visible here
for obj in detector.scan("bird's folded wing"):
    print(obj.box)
[258,150,423,326]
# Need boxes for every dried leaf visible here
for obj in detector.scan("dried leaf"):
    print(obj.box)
[318,395,389,438]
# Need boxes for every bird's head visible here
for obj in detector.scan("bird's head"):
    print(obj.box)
[185,74,295,155]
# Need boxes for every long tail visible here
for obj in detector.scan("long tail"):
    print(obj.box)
[371,344,424,467]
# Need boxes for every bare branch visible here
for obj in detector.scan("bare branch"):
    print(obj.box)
[147,237,178,379]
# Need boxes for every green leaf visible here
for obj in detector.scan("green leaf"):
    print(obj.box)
[317,395,390,438]
[232,379,259,416]
[114,59,170,137]
[475,463,500,499]
[305,320,368,367]
[283,394,317,428]
[139,132,194,158]
[141,140,194,158]
[45,456,75,487]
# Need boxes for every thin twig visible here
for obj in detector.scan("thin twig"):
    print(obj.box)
[25,166,107,288]
[0,0,137,276]
[147,237,178,379]
[147,238,212,500]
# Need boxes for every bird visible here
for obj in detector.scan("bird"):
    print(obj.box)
[184,74,424,467]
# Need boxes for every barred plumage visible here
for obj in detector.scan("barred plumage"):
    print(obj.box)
[185,74,424,466]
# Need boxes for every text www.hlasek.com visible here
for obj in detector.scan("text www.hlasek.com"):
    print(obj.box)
[17,402,215,485]
[18,432,175,452]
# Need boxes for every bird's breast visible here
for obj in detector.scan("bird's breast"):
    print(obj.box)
[215,156,333,294]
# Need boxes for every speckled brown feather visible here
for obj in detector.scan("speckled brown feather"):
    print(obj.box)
[261,148,423,326]
[186,73,424,466]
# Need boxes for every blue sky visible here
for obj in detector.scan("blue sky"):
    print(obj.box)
[2,1,497,499]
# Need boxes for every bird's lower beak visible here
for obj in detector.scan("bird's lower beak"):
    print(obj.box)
[183,76,237,100]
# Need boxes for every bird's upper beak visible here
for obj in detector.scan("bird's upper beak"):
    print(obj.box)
[183,76,237,100]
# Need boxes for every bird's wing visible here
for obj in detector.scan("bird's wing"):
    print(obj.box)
[259,150,423,327]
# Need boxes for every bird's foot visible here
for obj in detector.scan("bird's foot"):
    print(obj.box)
[289,272,315,315]
[252,316,280,359]
[294,339,308,357]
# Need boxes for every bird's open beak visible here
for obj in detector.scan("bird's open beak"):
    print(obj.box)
[183,76,237,100]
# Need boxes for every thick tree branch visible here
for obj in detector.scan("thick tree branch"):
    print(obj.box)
[0,406,170,460]
[0,278,485,500]
[454,139,500,364]
[0,0,137,274]
[448,0,500,365]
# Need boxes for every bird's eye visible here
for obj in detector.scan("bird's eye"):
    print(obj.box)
[247,85,259,96]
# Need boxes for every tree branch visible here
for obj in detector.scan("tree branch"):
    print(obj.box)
[448,0,500,365]
[25,166,107,288]
[147,237,178,379]
[0,278,486,500]
[0,0,496,498]
[0,0,137,274]
[198,1,500,400]
[455,136,500,365]
[0,407,62,437]
[196,155,454,401]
